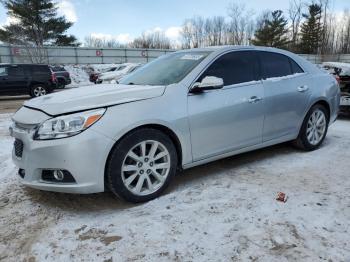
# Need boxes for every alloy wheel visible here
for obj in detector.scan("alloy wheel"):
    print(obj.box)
[33,86,47,97]
[121,140,171,196]
[306,109,327,145]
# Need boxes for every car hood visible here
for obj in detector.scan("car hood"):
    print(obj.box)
[24,84,165,116]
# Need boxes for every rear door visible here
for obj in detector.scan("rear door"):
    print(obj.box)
[258,51,310,141]
[188,51,265,161]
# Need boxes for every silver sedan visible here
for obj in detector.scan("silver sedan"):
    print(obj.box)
[10,46,340,202]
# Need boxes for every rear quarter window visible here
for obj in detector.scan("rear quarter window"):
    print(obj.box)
[289,59,304,74]
[31,65,50,75]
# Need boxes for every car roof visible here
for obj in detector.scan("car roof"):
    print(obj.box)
[181,45,296,55]
[174,45,320,74]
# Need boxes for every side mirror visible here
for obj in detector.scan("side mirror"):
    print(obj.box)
[190,76,224,93]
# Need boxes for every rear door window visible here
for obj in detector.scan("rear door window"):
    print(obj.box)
[199,51,260,86]
[258,52,293,79]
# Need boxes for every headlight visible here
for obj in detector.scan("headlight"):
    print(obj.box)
[34,108,106,140]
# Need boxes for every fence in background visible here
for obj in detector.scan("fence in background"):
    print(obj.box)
[0,45,174,65]
[299,54,350,64]
[0,44,349,65]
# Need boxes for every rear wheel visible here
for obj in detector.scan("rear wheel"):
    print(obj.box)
[293,104,329,151]
[30,85,48,97]
[106,128,178,203]
[57,79,66,89]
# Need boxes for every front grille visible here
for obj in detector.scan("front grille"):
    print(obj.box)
[14,139,24,158]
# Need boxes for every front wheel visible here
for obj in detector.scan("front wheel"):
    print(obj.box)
[30,85,48,97]
[293,104,329,151]
[106,128,178,203]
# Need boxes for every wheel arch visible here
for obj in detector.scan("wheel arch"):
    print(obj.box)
[310,99,331,120]
[29,81,47,88]
[104,123,184,189]
[297,99,331,136]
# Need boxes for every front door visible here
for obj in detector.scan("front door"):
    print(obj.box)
[6,66,28,94]
[188,51,265,161]
[0,66,10,94]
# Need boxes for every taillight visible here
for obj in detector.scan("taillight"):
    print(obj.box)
[51,73,57,82]
[335,75,340,84]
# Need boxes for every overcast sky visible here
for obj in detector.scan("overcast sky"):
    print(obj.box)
[0,0,349,44]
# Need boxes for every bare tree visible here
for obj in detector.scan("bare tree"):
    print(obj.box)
[288,0,303,51]
[332,9,350,54]
[181,16,206,48]
[227,2,255,45]
[4,25,48,63]
[318,0,332,54]
[204,16,227,46]
[84,35,126,48]
[130,31,171,49]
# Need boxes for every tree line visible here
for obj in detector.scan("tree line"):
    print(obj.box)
[0,0,349,55]
[179,0,350,54]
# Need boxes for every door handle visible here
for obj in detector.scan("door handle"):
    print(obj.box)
[248,96,262,103]
[297,85,309,92]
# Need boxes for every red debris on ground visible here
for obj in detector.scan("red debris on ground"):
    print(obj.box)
[276,192,288,203]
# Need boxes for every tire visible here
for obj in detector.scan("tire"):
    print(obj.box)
[293,104,329,151]
[106,128,178,203]
[30,85,48,97]
[57,79,66,89]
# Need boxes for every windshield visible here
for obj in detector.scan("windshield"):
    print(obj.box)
[119,51,211,86]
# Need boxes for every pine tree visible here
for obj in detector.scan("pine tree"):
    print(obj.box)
[0,0,79,46]
[252,10,290,48]
[299,4,323,54]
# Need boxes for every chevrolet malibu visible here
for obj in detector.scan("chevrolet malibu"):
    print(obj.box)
[10,46,340,203]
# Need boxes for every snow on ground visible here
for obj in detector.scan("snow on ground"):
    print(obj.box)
[88,63,121,73]
[0,114,350,261]
[63,65,92,88]
[63,63,137,88]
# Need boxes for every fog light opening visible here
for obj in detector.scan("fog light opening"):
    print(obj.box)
[41,169,76,183]
[18,169,25,178]
[53,170,65,181]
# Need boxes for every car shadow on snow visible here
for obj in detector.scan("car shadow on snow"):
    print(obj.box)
[21,187,134,212]
[338,114,350,120]
[169,142,302,191]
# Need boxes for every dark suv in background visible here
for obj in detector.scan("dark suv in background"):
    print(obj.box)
[0,64,57,97]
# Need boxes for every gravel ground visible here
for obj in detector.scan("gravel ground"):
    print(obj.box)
[0,113,349,262]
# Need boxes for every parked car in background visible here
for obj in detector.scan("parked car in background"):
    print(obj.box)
[96,63,142,84]
[10,46,339,203]
[0,64,57,97]
[89,65,122,83]
[50,66,71,88]
[322,62,350,112]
